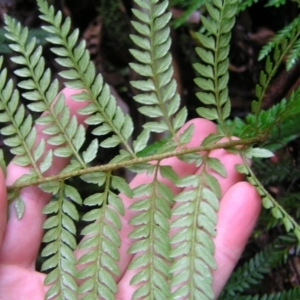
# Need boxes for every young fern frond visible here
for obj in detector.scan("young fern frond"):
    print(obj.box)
[130,0,187,141]
[258,16,300,66]
[194,0,237,135]
[41,181,81,300]
[231,86,300,140]
[170,153,225,299]
[252,29,300,131]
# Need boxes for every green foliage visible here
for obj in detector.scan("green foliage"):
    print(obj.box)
[194,0,237,135]
[220,234,298,299]
[0,0,300,299]
[259,15,300,70]
[0,27,50,54]
[129,0,187,139]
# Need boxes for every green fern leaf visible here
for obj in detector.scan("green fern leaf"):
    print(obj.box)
[130,0,186,143]
[128,165,173,299]
[41,182,80,300]
[37,0,135,158]
[170,154,221,299]
[194,0,237,135]
[78,172,124,299]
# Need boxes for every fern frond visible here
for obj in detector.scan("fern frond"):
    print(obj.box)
[4,14,87,168]
[252,157,294,186]
[220,236,289,299]
[250,20,300,129]
[232,85,300,140]
[77,171,128,299]
[0,57,43,176]
[127,163,175,299]
[258,15,300,64]
[0,56,56,216]
[0,27,50,54]
[41,181,82,300]
[129,0,187,141]
[36,0,135,157]
[170,154,225,299]
[194,0,238,135]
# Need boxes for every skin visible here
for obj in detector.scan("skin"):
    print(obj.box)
[0,89,261,299]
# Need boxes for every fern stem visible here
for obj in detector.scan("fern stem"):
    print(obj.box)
[7,135,263,194]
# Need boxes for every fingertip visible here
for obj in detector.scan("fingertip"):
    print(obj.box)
[179,118,217,147]
[185,118,217,133]
[213,181,261,296]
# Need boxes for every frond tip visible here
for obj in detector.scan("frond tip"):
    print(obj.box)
[194,0,238,134]
[130,0,187,140]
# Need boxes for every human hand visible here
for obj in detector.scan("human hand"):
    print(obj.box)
[0,89,261,300]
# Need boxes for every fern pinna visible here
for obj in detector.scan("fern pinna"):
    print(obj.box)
[1,0,300,299]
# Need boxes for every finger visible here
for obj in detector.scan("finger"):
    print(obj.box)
[0,88,88,269]
[0,169,7,249]
[212,181,261,297]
